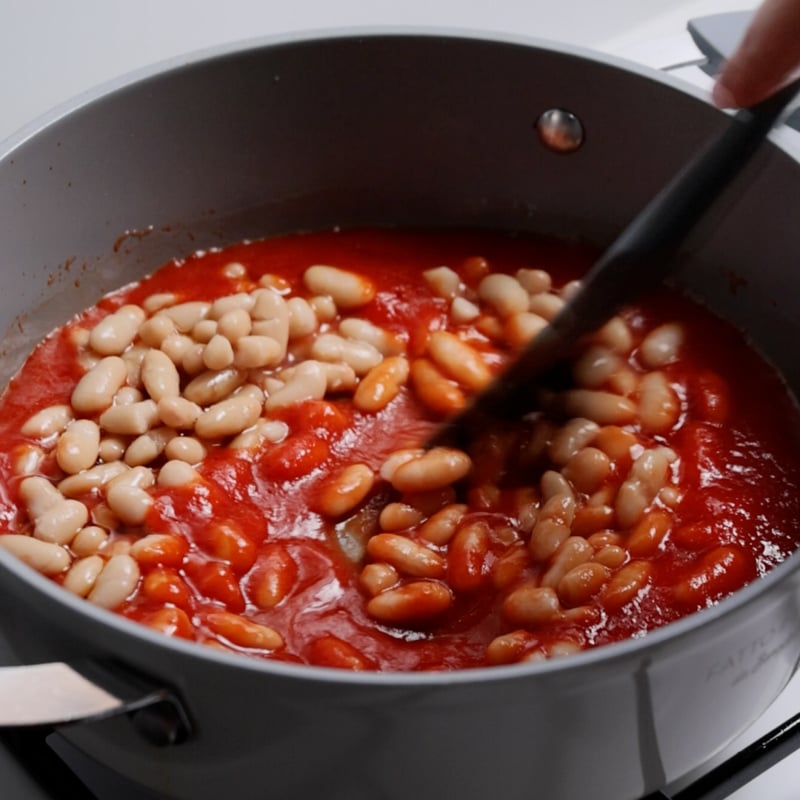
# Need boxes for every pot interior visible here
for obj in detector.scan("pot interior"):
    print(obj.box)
[1,31,800,800]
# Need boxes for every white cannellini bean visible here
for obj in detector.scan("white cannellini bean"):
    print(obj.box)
[233,382,265,403]
[503,312,548,347]
[0,535,71,574]
[222,261,247,279]
[616,447,676,528]
[338,318,405,356]
[34,499,89,545]
[540,470,576,502]
[157,459,201,487]
[209,292,255,319]
[183,368,246,406]
[388,447,472,492]
[58,462,129,497]
[427,331,491,391]
[250,289,290,350]
[91,504,119,532]
[71,526,109,557]
[257,273,291,293]
[594,316,634,354]
[113,386,144,406]
[572,346,626,389]
[203,334,235,370]
[548,418,600,466]
[56,419,101,474]
[99,399,159,436]
[303,264,375,308]
[21,404,74,438]
[76,350,100,372]
[19,476,62,519]
[528,292,564,320]
[71,356,128,414]
[230,419,289,450]
[157,396,203,430]
[63,555,105,597]
[379,449,421,482]
[423,266,462,299]
[108,465,155,491]
[639,323,684,368]
[137,314,177,347]
[106,483,153,526]
[160,301,211,333]
[515,268,552,294]
[560,389,637,426]
[69,326,91,349]
[478,273,529,317]
[88,305,145,355]
[217,308,252,341]
[265,360,328,410]
[98,436,127,462]
[320,362,358,393]
[12,445,45,476]
[286,296,319,339]
[310,333,383,375]
[181,343,207,375]
[124,427,175,466]
[164,435,207,464]
[308,295,337,322]
[87,554,140,609]
[638,371,681,434]
[159,332,194,364]
[353,356,410,412]
[194,393,263,439]
[192,319,218,343]
[141,349,181,400]
[450,296,480,323]
[121,345,148,388]
[142,292,177,313]
[233,335,283,369]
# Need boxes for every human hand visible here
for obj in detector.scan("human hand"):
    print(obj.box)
[712,0,800,107]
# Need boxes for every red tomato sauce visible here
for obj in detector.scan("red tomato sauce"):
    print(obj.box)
[0,228,799,671]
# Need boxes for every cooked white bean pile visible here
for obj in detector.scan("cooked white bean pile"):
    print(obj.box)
[1,242,704,665]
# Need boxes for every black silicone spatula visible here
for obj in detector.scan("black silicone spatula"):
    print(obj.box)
[428,78,800,451]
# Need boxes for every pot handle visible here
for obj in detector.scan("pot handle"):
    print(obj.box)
[0,660,192,746]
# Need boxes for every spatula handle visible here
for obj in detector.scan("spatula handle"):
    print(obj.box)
[430,79,800,448]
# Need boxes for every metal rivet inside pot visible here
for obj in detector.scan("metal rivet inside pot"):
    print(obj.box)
[536,109,584,153]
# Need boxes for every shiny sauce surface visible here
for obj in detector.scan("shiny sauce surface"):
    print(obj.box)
[0,228,798,671]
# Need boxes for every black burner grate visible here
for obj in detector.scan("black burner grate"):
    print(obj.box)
[645,709,800,800]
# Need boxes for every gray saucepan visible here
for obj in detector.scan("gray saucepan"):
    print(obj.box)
[1,30,800,800]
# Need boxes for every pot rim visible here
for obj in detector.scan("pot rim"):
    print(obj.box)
[2,538,799,686]
[3,25,798,159]
[2,25,652,156]
[2,26,800,687]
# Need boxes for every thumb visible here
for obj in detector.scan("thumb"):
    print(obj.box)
[713,0,800,108]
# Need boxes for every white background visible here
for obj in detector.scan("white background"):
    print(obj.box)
[4,2,800,799]
[0,0,759,143]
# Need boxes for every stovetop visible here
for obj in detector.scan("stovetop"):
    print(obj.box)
[3,613,800,800]
[4,1,800,798]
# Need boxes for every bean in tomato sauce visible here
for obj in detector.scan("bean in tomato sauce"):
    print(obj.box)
[0,228,799,671]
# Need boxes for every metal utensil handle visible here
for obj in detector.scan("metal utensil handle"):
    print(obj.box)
[0,660,191,747]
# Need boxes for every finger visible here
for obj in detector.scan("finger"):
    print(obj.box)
[713,0,800,107]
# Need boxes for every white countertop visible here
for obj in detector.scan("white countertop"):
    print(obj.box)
[4,2,800,799]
